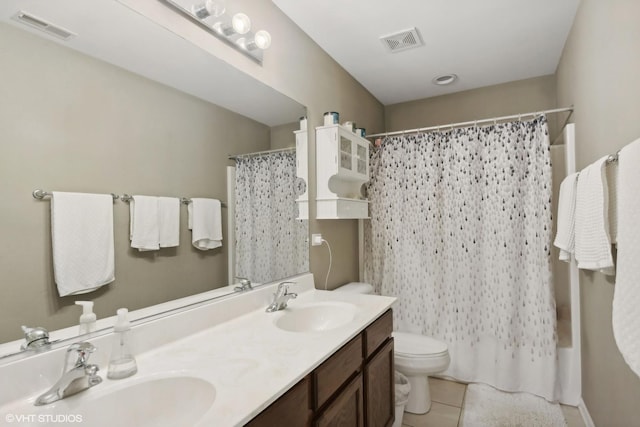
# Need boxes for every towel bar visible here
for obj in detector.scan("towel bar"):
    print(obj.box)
[120,194,227,208]
[33,189,119,201]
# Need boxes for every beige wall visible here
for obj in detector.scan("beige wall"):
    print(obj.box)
[556,0,640,425]
[385,75,559,136]
[0,23,270,342]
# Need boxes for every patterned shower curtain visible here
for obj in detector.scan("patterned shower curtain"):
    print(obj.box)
[364,116,558,400]
[234,151,308,283]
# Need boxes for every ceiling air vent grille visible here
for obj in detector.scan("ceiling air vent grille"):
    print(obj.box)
[12,11,76,41]
[380,27,423,53]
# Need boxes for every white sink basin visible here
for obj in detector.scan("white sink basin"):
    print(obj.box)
[275,302,358,333]
[15,376,215,427]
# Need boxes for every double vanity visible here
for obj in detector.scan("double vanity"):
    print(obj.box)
[0,273,395,426]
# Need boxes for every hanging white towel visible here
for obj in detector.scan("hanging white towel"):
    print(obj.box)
[158,197,180,248]
[188,198,222,250]
[130,195,160,251]
[51,192,115,297]
[574,156,615,275]
[606,160,619,244]
[554,172,579,262]
[613,138,640,378]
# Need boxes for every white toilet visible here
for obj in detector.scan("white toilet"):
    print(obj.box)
[334,282,450,414]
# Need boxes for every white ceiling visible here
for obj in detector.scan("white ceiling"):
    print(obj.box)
[0,0,304,126]
[273,0,580,105]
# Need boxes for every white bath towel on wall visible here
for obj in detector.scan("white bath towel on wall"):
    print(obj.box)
[613,138,640,378]
[606,160,619,244]
[129,195,160,251]
[574,156,615,275]
[158,197,180,248]
[188,198,222,250]
[51,192,115,296]
[554,172,579,261]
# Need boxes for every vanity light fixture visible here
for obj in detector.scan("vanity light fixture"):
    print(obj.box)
[237,30,272,51]
[192,0,226,19]
[159,0,271,64]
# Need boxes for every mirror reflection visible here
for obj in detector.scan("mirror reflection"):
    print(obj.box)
[0,0,307,356]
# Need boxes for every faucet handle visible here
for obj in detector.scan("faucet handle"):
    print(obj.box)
[234,277,253,292]
[65,342,96,369]
[275,281,296,296]
[20,326,51,351]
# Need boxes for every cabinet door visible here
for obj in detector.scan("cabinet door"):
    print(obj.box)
[364,339,395,427]
[246,376,312,427]
[315,373,364,427]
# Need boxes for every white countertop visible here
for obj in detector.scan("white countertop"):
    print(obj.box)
[0,274,395,426]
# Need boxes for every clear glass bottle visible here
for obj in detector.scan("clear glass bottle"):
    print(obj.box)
[107,308,137,379]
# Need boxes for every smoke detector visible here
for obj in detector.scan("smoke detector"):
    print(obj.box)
[12,11,76,41]
[379,27,423,53]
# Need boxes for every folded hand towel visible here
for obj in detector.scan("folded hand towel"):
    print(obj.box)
[188,198,222,250]
[554,172,579,262]
[612,138,640,377]
[130,195,160,251]
[51,192,115,297]
[158,197,180,248]
[574,156,614,275]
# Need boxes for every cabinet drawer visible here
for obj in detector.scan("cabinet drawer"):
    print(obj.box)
[313,334,363,409]
[364,310,393,359]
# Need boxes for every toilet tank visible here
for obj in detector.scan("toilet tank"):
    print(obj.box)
[333,282,374,295]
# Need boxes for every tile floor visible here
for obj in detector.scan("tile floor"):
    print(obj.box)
[400,378,586,427]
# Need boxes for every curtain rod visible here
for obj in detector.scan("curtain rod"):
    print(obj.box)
[366,106,574,139]
[228,147,295,161]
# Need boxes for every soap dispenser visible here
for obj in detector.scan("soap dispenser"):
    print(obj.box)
[75,301,97,335]
[107,308,137,380]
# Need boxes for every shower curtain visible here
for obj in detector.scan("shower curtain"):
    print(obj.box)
[234,151,308,283]
[364,116,558,400]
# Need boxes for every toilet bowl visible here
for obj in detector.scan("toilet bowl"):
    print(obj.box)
[334,282,451,414]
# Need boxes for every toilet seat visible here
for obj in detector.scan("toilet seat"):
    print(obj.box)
[393,332,448,358]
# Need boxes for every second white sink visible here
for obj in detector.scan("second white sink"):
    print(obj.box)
[274,302,358,333]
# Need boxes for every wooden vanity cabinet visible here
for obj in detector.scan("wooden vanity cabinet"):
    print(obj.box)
[245,376,312,427]
[246,309,393,427]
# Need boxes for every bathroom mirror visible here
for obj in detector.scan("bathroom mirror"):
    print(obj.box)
[0,0,308,356]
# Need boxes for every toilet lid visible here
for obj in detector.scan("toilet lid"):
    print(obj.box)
[393,332,448,357]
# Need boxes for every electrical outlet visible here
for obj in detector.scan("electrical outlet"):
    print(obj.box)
[311,234,323,246]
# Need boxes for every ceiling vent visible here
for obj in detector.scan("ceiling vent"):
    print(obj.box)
[12,11,76,41]
[380,27,423,53]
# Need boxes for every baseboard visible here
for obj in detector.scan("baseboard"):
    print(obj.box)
[578,398,595,427]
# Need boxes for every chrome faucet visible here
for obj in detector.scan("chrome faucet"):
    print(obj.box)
[35,342,102,406]
[266,282,297,313]
[234,277,253,292]
[20,326,51,351]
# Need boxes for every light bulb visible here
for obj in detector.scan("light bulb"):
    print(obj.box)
[254,30,271,49]
[231,13,251,35]
[192,0,226,19]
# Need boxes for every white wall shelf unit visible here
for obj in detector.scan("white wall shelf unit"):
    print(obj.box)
[315,124,369,219]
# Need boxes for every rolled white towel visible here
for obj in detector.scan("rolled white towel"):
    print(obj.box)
[188,198,222,250]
